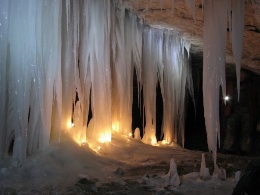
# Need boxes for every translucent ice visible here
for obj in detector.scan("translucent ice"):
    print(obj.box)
[203,0,228,167]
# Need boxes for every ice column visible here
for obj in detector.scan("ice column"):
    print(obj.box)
[81,0,112,142]
[203,0,228,167]
[142,28,163,145]
[0,0,62,162]
[61,0,80,132]
[163,31,192,146]
[111,2,134,135]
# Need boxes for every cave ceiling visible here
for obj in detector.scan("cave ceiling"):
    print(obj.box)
[124,0,260,76]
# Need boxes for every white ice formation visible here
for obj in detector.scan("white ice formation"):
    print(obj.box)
[199,153,210,180]
[163,158,180,187]
[0,0,246,167]
[203,0,245,168]
[0,0,193,163]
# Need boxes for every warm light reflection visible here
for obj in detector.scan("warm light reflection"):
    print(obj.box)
[99,132,111,143]
[81,139,86,146]
[151,136,158,146]
[112,121,120,132]
[128,133,132,137]
[161,140,170,145]
[67,121,75,128]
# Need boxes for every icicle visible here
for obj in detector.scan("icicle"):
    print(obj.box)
[231,0,245,101]
[203,0,228,168]
[185,0,196,21]
[160,0,163,10]
[0,0,9,159]
[171,0,175,15]
[66,0,70,31]
[201,0,204,15]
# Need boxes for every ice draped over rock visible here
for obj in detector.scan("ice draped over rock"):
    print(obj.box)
[0,0,194,163]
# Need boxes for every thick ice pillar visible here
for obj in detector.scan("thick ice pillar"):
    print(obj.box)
[82,0,112,142]
[142,28,163,145]
[111,3,143,136]
[163,32,191,146]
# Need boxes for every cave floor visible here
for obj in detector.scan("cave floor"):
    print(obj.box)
[0,133,258,195]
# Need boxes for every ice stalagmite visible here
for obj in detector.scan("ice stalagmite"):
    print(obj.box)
[203,0,228,168]
[0,0,9,159]
[231,0,245,100]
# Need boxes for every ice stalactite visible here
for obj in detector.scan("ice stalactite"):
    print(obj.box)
[203,0,228,168]
[231,0,245,100]
[171,0,175,15]
[185,0,196,20]
[0,0,9,159]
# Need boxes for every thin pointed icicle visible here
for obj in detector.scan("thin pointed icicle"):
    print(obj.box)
[203,0,228,169]
[171,0,175,15]
[185,0,196,21]
[160,0,163,10]
[231,0,245,101]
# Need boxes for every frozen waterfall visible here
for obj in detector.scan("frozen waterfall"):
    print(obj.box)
[0,0,246,166]
[0,0,193,163]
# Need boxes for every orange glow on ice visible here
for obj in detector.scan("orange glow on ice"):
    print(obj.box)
[112,121,120,132]
[99,132,111,143]
[67,121,75,129]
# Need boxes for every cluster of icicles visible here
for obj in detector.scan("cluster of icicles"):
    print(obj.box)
[0,0,248,167]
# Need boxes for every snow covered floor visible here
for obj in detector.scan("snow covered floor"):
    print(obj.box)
[0,133,256,194]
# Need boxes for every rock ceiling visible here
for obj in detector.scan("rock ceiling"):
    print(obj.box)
[124,0,260,75]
